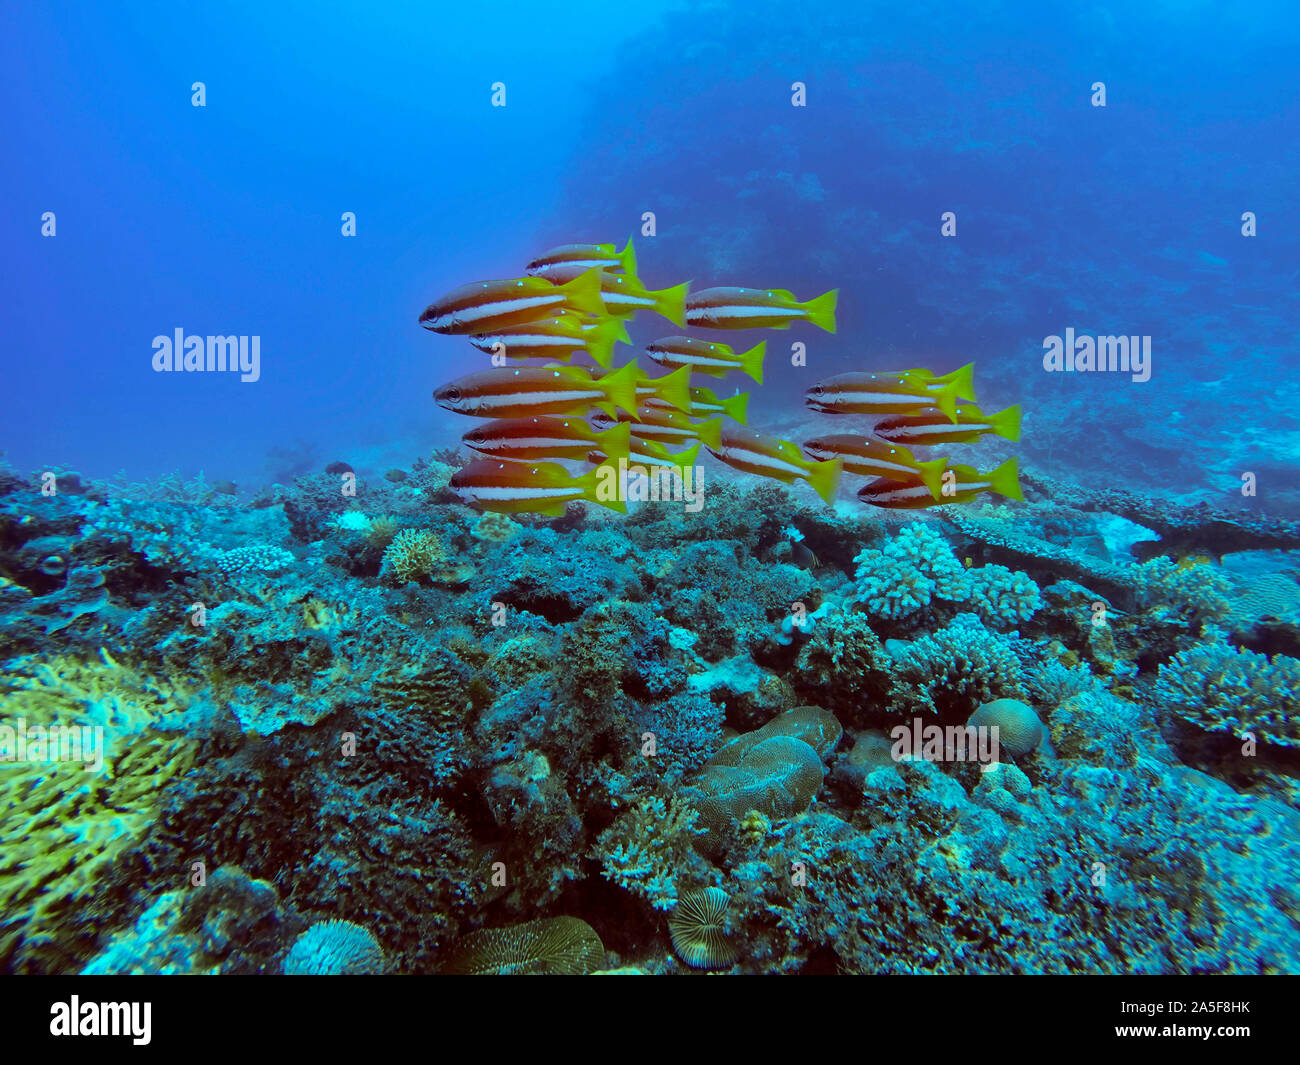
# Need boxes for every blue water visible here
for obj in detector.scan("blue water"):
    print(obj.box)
[5,1,1296,494]
[3,1,1300,980]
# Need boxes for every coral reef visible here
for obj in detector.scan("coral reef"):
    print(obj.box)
[3,457,1298,976]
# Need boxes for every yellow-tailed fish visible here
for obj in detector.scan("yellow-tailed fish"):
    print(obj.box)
[856,458,1022,509]
[801,434,949,500]
[872,403,1022,445]
[685,286,836,332]
[449,458,626,516]
[469,315,629,367]
[462,416,633,462]
[805,371,961,422]
[645,336,765,383]
[434,361,641,419]
[419,269,605,334]
[706,424,842,504]
[526,238,637,283]
[598,273,689,324]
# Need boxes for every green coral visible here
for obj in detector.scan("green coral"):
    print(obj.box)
[0,652,198,972]
[593,794,706,910]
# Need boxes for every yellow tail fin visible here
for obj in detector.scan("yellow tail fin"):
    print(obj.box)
[804,288,838,333]
[739,340,766,385]
[598,360,641,417]
[804,457,843,505]
[693,416,723,450]
[721,392,749,424]
[560,268,607,316]
[617,236,637,276]
[931,380,960,422]
[578,460,628,514]
[664,441,702,470]
[913,457,949,501]
[990,404,1022,442]
[584,319,622,368]
[651,365,692,413]
[987,457,1023,501]
[939,362,977,403]
[652,281,690,326]
[593,419,633,459]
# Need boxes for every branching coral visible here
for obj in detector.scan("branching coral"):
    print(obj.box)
[380,529,472,586]
[0,653,198,971]
[849,523,1039,628]
[1156,643,1300,750]
[889,615,1026,720]
[593,794,707,910]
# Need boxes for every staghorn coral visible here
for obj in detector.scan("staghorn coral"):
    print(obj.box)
[669,887,737,969]
[593,793,708,910]
[284,919,386,975]
[438,917,606,975]
[1156,643,1300,751]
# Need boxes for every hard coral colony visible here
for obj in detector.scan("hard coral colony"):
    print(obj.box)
[1,235,1298,980]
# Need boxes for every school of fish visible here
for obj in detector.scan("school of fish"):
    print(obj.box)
[418,239,1023,514]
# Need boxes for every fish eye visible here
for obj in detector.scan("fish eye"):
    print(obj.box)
[444,387,461,401]
[810,385,824,395]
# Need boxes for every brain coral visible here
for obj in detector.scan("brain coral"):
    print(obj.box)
[1156,643,1300,750]
[284,919,386,975]
[669,887,737,969]
[968,699,1045,758]
[709,705,843,763]
[691,735,825,852]
[438,917,606,975]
